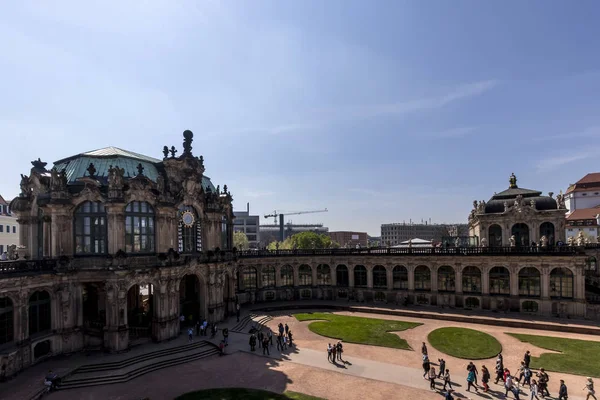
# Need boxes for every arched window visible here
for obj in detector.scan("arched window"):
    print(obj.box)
[0,297,14,345]
[462,266,481,294]
[393,266,408,290]
[518,267,541,297]
[489,266,510,295]
[488,225,502,247]
[511,223,530,247]
[298,265,312,286]
[373,265,387,289]
[539,222,555,245]
[550,268,574,299]
[414,265,431,291]
[280,265,294,287]
[336,265,349,287]
[242,267,257,290]
[586,257,598,275]
[29,291,51,336]
[354,265,367,287]
[125,201,155,253]
[438,266,455,292]
[178,205,202,253]
[74,201,107,255]
[262,266,275,288]
[317,264,331,285]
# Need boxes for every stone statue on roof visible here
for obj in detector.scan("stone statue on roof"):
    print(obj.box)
[509,235,516,247]
[50,168,67,192]
[108,165,125,190]
[477,200,486,213]
[20,174,30,196]
[509,172,517,188]
[556,190,565,209]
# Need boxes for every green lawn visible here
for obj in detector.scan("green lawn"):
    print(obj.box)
[507,333,600,377]
[294,312,421,350]
[427,327,502,359]
[175,388,324,400]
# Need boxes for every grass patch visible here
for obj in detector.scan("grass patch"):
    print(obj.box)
[507,333,600,377]
[428,327,502,359]
[175,388,324,400]
[294,312,421,350]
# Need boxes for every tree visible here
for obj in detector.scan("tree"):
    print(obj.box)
[233,231,249,250]
[267,231,340,250]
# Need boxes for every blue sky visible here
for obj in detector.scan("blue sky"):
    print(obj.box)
[1,1,600,236]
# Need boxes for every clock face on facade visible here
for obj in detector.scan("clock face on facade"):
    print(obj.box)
[181,210,195,228]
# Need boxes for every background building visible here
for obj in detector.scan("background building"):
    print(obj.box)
[328,231,368,248]
[0,194,19,255]
[564,173,600,243]
[380,221,467,246]
[233,203,260,248]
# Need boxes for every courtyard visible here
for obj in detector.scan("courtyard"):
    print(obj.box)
[5,304,599,400]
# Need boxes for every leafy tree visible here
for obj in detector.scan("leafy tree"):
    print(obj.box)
[267,231,339,250]
[233,231,249,250]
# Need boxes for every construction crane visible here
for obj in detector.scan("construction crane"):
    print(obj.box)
[264,209,328,242]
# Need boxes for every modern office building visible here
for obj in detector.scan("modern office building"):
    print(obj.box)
[233,203,260,248]
[259,223,328,246]
[381,222,467,246]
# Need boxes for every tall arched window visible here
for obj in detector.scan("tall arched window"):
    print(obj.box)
[242,267,257,290]
[539,222,555,245]
[438,266,455,292]
[518,267,541,297]
[178,205,202,253]
[462,266,481,293]
[298,265,312,286]
[393,266,408,290]
[262,266,275,288]
[125,201,155,253]
[489,224,502,247]
[336,265,349,287]
[317,264,331,285]
[280,265,294,287]
[373,265,387,289]
[414,265,431,291]
[0,297,14,345]
[511,223,530,247]
[354,265,367,287]
[74,201,107,255]
[550,268,574,299]
[489,266,510,295]
[29,291,51,336]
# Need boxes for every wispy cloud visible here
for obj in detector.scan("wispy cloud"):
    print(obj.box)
[535,149,599,171]
[243,190,275,198]
[533,126,600,142]
[348,188,387,196]
[417,126,477,139]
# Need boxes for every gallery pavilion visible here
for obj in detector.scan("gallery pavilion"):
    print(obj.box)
[0,133,596,378]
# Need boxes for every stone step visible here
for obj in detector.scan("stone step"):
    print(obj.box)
[57,341,219,390]
[232,314,273,334]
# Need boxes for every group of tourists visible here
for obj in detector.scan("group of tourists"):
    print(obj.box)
[249,322,293,356]
[326,341,344,363]
[420,343,596,400]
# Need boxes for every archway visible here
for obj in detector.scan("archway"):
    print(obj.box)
[82,283,107,344]
[488,224,502,247]
[511,223,530,247]
[127,283,155,341]
[179,274,203,328]
[28,291,51,337]
[336,265,349,287]
[539,222,555,245]
[0,297,14,345]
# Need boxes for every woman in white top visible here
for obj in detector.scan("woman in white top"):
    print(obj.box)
[584,377,597,400]
[530,379,540,400]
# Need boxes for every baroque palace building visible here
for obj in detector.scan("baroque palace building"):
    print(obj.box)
[0,135,597,379]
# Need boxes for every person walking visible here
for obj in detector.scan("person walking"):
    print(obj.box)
[196,320,200,336]
[288,330,294,347]
[505,375,514,398]
[530,379,540,400]
[517,361,526,385]
[523,365,532,387]
[327,343,332,362]
[444,389,454,400]
[278,323,284,336]
[236,303,241,322]
[466,368,479,393]
[222,327,229,346]
[442,369,453,391]
[285,323,289,336]
[257,330,264,349]
[422,355,431,379]
[336,341,343,361]
[468,362,479,385]
[584,377,597,400]
[262,336,270,355]
[437,358,446,378]
[558,379,568,400]
[267,329,273,346]
[422,342,428,356]
[428,367,437,390]
[277,334,283,351]
[331,344,337,362]
[495,354,504,384]
[187,327,193,342]
[249,333,257,351]
[481,365,490,392]
[536,368,550,397]
[524,351,531,368]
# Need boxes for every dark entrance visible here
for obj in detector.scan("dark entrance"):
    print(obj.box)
[127,283,154,340]
[180,275,202,327]
[511,223,530,247]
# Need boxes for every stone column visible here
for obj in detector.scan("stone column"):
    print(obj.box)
[312,263,318,287]
[50,210,72,257]
[387,266,393,291]
[348,265,355,287]
[105,205,125,254]
[541,267,550,300]
[16,216,31,259]
[330,265,337,286]
[227,222,234,250]
[430,265,438,293]
[455,264,463,295]
[275,265,281,287]
[575,264,586,301]
[366,264,373,289]
[43,216,52,257]
[481,264,490,295]
[509,264,519,297]
[103,282,129,352]
[407,264,415,291]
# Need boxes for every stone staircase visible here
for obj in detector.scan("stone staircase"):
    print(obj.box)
[56,340,219,390]
[231,314,273,334]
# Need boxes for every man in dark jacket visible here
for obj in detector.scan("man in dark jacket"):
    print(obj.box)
[558,379,568,400]
[524,350,531,368]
